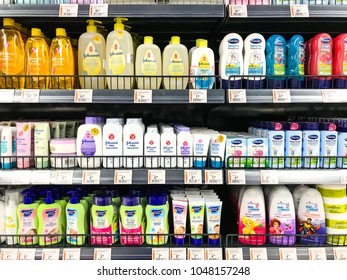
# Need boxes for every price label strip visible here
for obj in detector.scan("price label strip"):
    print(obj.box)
[152,248,169,260]
[74,89,93,103]
[42,249,60,260]
[227,170,246,185]
[89,4,108,17]
[333,247,347,260]
[0,249,19,260]
[308,248,327,260]
[184,169,202,184]
[20,89,40,103]
[225,248,243,260]
[63,248,81,260]
[82,170,101,184]
[229,5,248,17]
[59,4,79,17]
[279,248,297,260]
[134,90,152,103]
[273,89,291,103]
[249,248,268,260]
[94,248,112,260]
[187,248,205,260]
[114,170,133,184]
[0,89,15,103]
[31,170,52,185]
[228,89,246,103]
[189,89,207,103]
[260,170,279,185]
[12,170,31,185]
[205,248,223,261]
[205,169,223,185]
[322,89,342,103]
[169,248,187,260]
[52,170,74,185]
[290,4,309,17]
[18,249,36,260]
[148,170,166,184]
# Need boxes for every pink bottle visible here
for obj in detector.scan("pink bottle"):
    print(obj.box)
[333,33,347,88]
[16,122,33,169]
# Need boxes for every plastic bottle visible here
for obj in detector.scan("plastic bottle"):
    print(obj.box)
[1,126,16,169]
[25,28,50,89]
[337,119,347,168]
[135,36,162,89]
[162,36,189,90]
[332,33,347,88]
[16,122,34,169]
[0,18,25,89]
[267,122,285,168]
[160,124,177,168]
[266,34,286,89]
[175,125,193,168]
[292,185,309,214]
[123,118,144,168]
[285,122,303,168]
[319,122,338,168]
[302,122,320,168]
[287,35,305,88]
[5,189,19,245]
[190,39,215,89]
[189,39,202,66]
[102,118,123,168]
[78,20,106,89]
[0,191,5,243]
[144,125,161,168]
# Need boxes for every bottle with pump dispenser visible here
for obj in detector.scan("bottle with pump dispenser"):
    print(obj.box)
[66,191,86,245]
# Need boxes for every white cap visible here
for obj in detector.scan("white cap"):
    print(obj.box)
[106,118,124,125]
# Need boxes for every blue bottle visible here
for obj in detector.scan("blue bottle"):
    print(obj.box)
[302,122,320,169]
[287,35,305,89]
[266,35,286,89]
[319,122,337,169]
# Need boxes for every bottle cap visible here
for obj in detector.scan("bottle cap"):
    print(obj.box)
[86,19,102,33]
[320,122,337,131]
[191,237,203,245]
[338,119,347,132]
[43,191,54,204]
[171,36,180,44]
[67,191,80,204]
[174,237,185,245]
[21,190,34,205]
[85,116,99,124]
[268,122,283,131]
[208,237,220,246]
[56,28,66,37]
[31,28,42,37]
[199,39,208,48]
[121,196,140,206]
[148,195,167,206]
[302,122,319,131]
[93,195,112,206]
[3,18,15,27]
[114,17,128,31]
[144,36,153,44]
[285,122,301,131]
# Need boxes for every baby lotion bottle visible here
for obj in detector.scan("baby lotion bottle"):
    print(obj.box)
[287,35,305,88]
[292,185,309,214]
[267,122,285,168]
[66,191,86,246]
[102,118,123,168]
[188,39,202,66]
[144,124,160,168]
[319,122,338,168]
[176,125,193,168]
[123,118,144,168]
[34,122,50,169]
[5,189,19,245]
[332,33,347,88]
[266,34,286,89]
[285,122,302,168]
[209,132,227,168]
[302,122,320,168]
[160,124,177,168]
[16,122,33,169]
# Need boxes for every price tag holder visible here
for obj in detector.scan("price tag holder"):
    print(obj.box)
[0,89,15,103]
[290,4,309,17]
[205,248,223,261]
[229,5,248,17]
[205,169,223,185]
[0,249,18,260]
[42,249,60,260]
[169,248,186,260]
[18,249,36,260]
[189,89,207,103]
[228,89,246,103]
[12,170,31,185]
[59,4,79,17]
[114,170,133,184]
[93,248,112,260]
[148,170,166,184]
[89,4,108,17]
[279,248,297,260]
[225,248,243,260]
[227,170,246,185]
[82,170,101,185]
[333,247,347,260]
[134,89,152,103]
[63,248,81,260]
[339,170,347,184]
[187,248,205,260]
[322,89,342,103]
[308,248,327,260]
[184,169,202,184]
[152,248,169,260]
[273,89,291,103]
[74,89,93,103]
[260,170,279,185]
[52,170,74,185]
[20,89,40,103]
[31,170,52,185]
[249,248,268,260]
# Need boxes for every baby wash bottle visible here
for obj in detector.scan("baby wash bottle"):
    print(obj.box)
[320,122,337,168]
[135,36,162,89]
[189,39,202,66]
[287,35,305,89]
[78,20,106,89]
[267,122,285,169]
[302,122,320,168]
[285,122,303,168]
[266,35,286,89]
[333,33,347,88]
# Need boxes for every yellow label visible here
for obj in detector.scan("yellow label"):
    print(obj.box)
[23,124,29,132]
[324,203,347,214]
[317,187,346,198]
[199,54,210,69]
[82,42,101,75]
[326,218,347,229]
[168,50,184,76]
[0,39,24,75]
[91,128,99,136]
[51,41,66,75]
[116,31,124,39]
[109,39,125,75]
[93,36,102,45]
[142,50,157,76]
[216,135,224,143]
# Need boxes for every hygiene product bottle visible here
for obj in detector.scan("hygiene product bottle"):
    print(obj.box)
[175,125,193,168]
[102,118,123,168]
[50,28,75,89]
[285,122,303,168]
[144,125,161,168]
[302,122,320,168]
[190,39,215,89]
[145,194,169,245]
[66,191,86,245]
[333,33,347,88]
[0,18,25,89]
[0,191,5,243]
[17,190,39,245]
[219,33,244,89]
[319,122,338,168]
[123,118,144,168]
[189,39,203,66]
[1,126,16,169]
[292,185,309,214]
[266,34,286,89]
[78,20,106,89]
[34,122,50,169]
[5,189,19,245]
[106,18,134,90]
[287,35,305,88]
[162,36,189,90]
[160,124,177,168]
[337,120,347,168]
[25,28,50,89]
[37,191,63,246]
[243,33,266,89]
[267,121,285,168]
[135,36,162,89]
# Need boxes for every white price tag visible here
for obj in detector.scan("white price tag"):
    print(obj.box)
[12,170,31,185]
[322,89,341,103]
[63,248,81,260]
[333,247,347,260]
[189,89,207,103]
[279,248,297,260]
[134,90,152,103]
[260,170,279,185]
[41,249,60,260]
[114,170,133,184]
[0,249,18,260]
[227,170,246,185]
[169,248,186,260]
[148,170,166,184]
[187,248,205,260]
[205,248,223,260]
[340,170,347,184]
[225,248,243,260]
[20,89,40,103]
[290,4,309,18]
[82,170,101,184]
[184,169,202,184]
[273,89,291,103]
[31,170,52,184]
[89,4,108,17]
[205,169,223,185]
[249,248,268,260]
[228,89,246,103]
[74,89,93,103]
[229,5,248,17]
[0,89,15,103]
[52,170,74,185]
[152,248,169,260]
[93,248,112,260]
[59,4,78,17]
[18,249,36,260]
[308,248,327,260]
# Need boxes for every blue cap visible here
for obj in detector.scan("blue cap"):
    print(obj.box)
[302,122,319,131]
[67,191,80,204]
[284,122,301,131]
[191,237,203,246]
[42,191,54,204]
[93,195,112,206]
[121,196,140,206]
[208,237,220,246]
[319,122,337,131]
[174,237,185,245]
[85,116,99,124]
[338,120,347,132]
[148,195,167,206]
[21,190,34,204]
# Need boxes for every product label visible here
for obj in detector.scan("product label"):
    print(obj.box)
[274,40,285,76]
[326,218,347,229]
[173,205,187,240]
[81,130,96,157]
[161,138,175,155]
[19,209,38,244]
[269,132,285,167]
[247,140,268,168]
[178,139,191,156]
[0,38,24,75]
[91,209,113,245]
[51,40,69,75]
[303,132,320,167]
[194,138,206,156]
[318,38,332,76]
[27,44,43,75]
[104,132,121,153]
[195,54,214,89]
[226,138,247,168]
[343,40,347,75]
[125,133,140,152]
[248,41,263,75]
[120,210,143,245]
[0,136,10,155]
[225,39,241,76]
[66,208,80,244]
[317,187,346,199]
[299,43,305,75]
[321,133,337,167]
[324,203,347,214]
[142,50,157,75]
[42,208,60,243]
[168,51,184,76]
[206,205,221,240]
[109,39,125,75]
[190,206,204,237]
[147,208,166,244]
[82,42,102,75]
[145,138,158,155]
[286,133,302,167]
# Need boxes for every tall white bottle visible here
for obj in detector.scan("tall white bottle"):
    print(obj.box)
[144,125,161,168]
[5,189,19,245]
[78,20,106,89]
[160,125,177,168]
[123,118,144,168]
[106,18,134,90]
[175,125,193,168]
[162,36,189,90]
[102,118,123,168]
[135,36,162,90]
[189,39,203,66]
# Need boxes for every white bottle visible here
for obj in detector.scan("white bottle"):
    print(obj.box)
[160,125,177,168]
[243,33,266,88]
[302,122,320,168]
[144,125,160,168]
[292,185,309,214]
[189,39,203,66]
[1,126,15,169]
[106,18,134,90]
[76,117,103,168]
[135,36,162,90]
[219,33,244,89]
[162,36,189,90]
[5,189,19,245]
[0,192,5,243]
[102,118,123,168]
[176,125,193,168]
[123,118,144,168]
[78,20,106,89]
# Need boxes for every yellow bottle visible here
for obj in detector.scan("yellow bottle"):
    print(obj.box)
[25,28,50,89]
[0,18,25,89]
[50,28,75,89]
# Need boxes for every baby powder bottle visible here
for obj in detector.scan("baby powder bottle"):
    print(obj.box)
[160,125,177,168]
[135,36,162,90]
[123,118,144,168]
[102,118,123,168]
[319,122,338,168]
[337,119,347,168]
[302,122,320,168]
[175,125,193,168]
[144,125,161,168]
[284,122,303,168]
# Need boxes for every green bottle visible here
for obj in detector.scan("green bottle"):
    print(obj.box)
[66,191,86,245]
